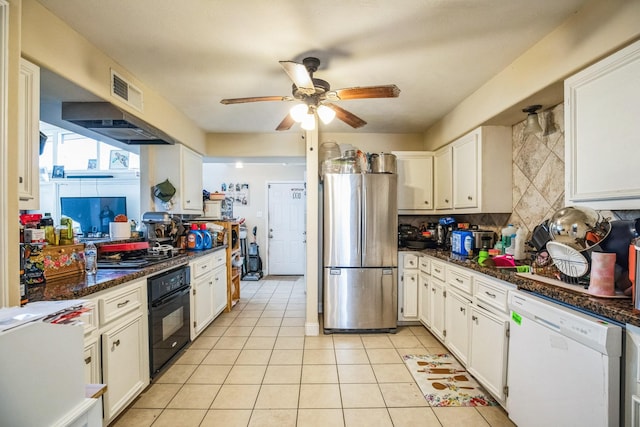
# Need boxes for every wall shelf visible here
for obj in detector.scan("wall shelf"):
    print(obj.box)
[214,221,241,311]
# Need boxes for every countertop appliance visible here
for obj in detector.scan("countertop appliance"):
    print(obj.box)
[323,173,398,332]
[471,230,495,250]
[507,290,622,427]
[148,266,191,377]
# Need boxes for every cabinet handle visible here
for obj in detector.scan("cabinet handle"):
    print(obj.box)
[467,195,473,200]
[113,339,121,347]
[460,307,465,313]
[84,356,92,364]
[117,300,130,308]
[424,201,429,205]
[456,278,463,283]
[411,276,416,282]
[432,288,436,293]
[434,268,441,273]
[484,291,496,298]
[201,265,207,270]
[19,176,23,184]
[472,315,478,322]
[186,200,191,204]
[444,199,449,203]
[423,283,427,287]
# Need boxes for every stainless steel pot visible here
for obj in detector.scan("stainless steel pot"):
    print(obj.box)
[370,153,397,173]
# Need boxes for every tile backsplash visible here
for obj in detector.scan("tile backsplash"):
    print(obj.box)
[400,102,639,240]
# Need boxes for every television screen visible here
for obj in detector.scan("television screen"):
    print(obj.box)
[60,196,127,236]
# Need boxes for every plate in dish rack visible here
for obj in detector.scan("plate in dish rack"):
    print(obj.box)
[546,241,589,277]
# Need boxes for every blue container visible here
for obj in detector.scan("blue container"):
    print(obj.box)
[451,230,474,256]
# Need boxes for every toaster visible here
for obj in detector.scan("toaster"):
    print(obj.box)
[471,230,495,250]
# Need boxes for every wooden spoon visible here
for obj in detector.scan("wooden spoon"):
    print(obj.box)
[427,375,470,381]
[421,368,466,374]
[432,382,474,390]
[417,361,451,366]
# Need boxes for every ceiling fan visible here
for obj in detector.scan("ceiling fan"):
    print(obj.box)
[220,57,400,131]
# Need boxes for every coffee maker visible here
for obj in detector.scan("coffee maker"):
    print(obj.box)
[142,212,174,246]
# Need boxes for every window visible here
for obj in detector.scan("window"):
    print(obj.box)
[39,121,140,174]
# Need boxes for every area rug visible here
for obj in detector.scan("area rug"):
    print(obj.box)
[403,353,498,407]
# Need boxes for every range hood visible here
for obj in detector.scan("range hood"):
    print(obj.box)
[61,102,176,145]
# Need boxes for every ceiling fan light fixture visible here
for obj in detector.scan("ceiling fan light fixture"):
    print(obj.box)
[301,113,316,130]
[522,104,543,135]
[290,104,308,123]
[317,104,336,124]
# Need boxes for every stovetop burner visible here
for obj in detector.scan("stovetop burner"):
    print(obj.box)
[97,245,182,269]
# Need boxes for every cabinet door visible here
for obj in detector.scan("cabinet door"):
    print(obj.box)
[181,146,203,212]
[434,146,452,210]
[83,337,101,385]
[102,313,147,422]
[452,131,478,208]
[565,39,640,209]
[418,272,430,327]
[213,264,228,317]
[429,278,446,341]
[401,270,418,320]
[18,58,40,210]
[393,152,434,211]
[468,305,509,403]
[193,272,215,337]
[445,288,470,365]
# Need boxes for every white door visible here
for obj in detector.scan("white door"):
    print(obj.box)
[267,182,306,275]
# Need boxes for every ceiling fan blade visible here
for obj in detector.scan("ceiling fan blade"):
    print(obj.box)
[279,61,315,95]
[276,114,295,131]
[333,84,400,100]
[325,103,367,129]
[220,96,292,105]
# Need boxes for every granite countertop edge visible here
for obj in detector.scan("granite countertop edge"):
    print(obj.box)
[403,248,640,328]
[28,246,228,302]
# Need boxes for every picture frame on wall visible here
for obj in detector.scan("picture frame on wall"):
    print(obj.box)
[109,150,129,169]
[87,159,97,170]
[52,165,65,178]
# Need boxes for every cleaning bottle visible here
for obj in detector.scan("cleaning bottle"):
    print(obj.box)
[514,226,527,260]
[187,224,203,250]
[200,224,213,249]
[502,224,517,255]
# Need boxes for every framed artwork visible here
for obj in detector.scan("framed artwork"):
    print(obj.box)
[87,159,97,169]
[223,182,249,205]
[52,165,65,178]
[109,150,129,169]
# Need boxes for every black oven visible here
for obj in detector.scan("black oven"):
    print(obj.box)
[148,265,191,378]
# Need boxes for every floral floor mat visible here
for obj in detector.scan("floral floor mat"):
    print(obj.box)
[404,353,499,407]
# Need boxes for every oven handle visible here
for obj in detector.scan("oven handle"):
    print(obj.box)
[151,286,191,309]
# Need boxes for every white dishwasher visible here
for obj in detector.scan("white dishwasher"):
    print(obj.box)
[507,290,622,427]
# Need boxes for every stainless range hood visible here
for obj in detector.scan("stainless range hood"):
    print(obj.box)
[61,102,176,145]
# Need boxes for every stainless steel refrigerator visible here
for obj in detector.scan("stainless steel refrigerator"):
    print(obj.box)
[323,173,398,332]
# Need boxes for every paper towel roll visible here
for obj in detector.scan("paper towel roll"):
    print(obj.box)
[589,252,616,296]
[109,222,131,240]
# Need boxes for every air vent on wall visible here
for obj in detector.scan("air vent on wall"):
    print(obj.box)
[111,69,143,112]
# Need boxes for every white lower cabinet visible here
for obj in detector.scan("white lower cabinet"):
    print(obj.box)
[102,312,147,422]
[191,250,228,339]
[193,271,215,337]
[444,287,470,365]
[429,277,446,341]
[468,304,509,404]
[418,271,430,327]
[398,252,420,322]
[213,262,228,316]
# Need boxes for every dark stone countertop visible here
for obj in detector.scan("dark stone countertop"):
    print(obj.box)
[403,248,640,327]
[27,246,227,302]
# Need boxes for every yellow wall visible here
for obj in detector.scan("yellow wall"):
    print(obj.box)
[424,0,640,150]
[20,0,207,154]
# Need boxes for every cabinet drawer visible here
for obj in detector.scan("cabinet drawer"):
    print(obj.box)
[418,256,431,274]
[192,256,214,279]
[474,275,510,313]
[431,260,446,281]
[99,284,143,326]
[212,250,226,269]
[447,265,473,295]
[403,253,419,269]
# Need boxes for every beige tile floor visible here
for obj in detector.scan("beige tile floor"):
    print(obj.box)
[112,277,516,427]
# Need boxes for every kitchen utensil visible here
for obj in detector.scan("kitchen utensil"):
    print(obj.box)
[427,375,470,381]
[431,382,474,390]
[369,152,397,173]
[417,361,451,366]
[546,241,590,277]
[529,220,551,251]
[548,206,611,252]
[421,368,466,374]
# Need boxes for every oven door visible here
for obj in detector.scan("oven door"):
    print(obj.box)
[149,286,191,377]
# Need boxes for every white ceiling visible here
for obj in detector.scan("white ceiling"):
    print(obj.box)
[37,0,589,134]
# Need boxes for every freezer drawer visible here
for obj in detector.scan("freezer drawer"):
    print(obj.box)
[323,267,397,331]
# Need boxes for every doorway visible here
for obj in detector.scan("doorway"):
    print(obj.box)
[267,182,306,275]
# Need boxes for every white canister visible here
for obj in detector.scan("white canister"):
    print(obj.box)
[109,222,131,240]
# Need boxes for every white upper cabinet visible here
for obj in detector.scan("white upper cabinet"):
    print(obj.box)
[434,146,452,210]
[445,126,512,214]
[18,58,40,210]
[565,39,640,209]
[392,151,434,212]
[151,144,203,214]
